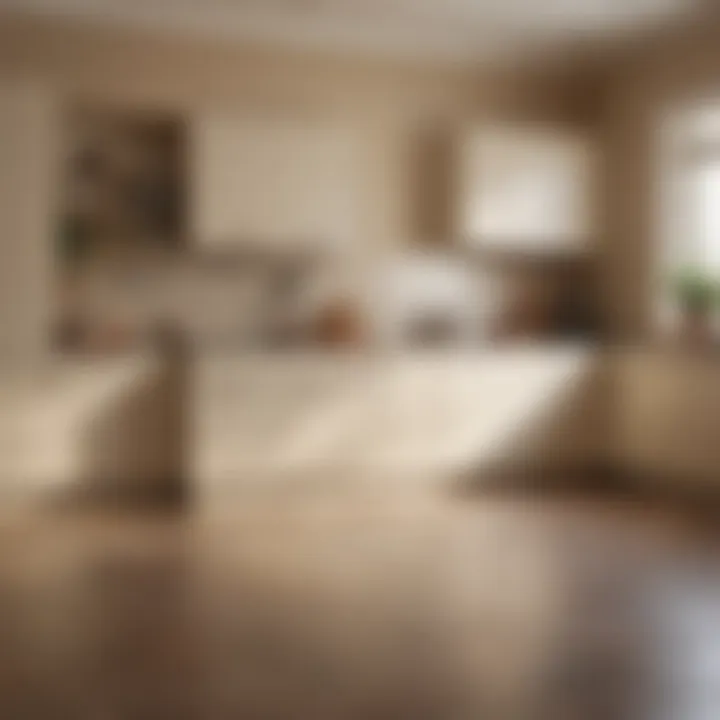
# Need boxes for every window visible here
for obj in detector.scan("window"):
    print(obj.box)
[658,104,720,324]
[688,161,720,269]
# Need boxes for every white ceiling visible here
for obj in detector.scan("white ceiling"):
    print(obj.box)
[0,0,710,64]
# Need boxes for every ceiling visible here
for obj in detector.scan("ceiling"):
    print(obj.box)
[0,0,711,64]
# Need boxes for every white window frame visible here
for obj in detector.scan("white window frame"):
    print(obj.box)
[657,103,720,328]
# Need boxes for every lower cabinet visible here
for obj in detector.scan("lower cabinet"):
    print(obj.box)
[614,351,720,486]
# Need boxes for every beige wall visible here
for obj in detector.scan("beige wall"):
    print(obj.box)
[0,79,57,369]
[0,13,583,252]
[601,20,720,340]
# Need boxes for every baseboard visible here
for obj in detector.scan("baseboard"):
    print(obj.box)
[454,460,720,510]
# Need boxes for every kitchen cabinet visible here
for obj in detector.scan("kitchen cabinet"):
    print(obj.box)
[457,125,595,254]
[190,115,357,248]
[614,350,720,485]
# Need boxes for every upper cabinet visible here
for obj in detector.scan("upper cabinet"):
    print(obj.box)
[190,114,358,249]
[456,125,595,254]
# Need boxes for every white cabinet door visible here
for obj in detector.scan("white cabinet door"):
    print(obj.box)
[190,115,357,248]
[457,125,594,253]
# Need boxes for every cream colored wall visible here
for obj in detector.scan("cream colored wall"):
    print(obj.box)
[0,79,57,370]
[0,13,583,252]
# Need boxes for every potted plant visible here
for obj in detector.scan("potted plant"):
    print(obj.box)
[671,269,718,346]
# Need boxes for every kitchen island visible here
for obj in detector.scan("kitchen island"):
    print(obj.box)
[190,345,604,505]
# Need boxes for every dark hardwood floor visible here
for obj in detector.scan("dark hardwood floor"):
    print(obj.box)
[0,490,719,719]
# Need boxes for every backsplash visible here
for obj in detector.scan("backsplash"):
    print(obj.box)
[56,247,597,352]
[57,248,337,349]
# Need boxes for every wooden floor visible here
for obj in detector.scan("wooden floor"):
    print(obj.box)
[1,490,720,719]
